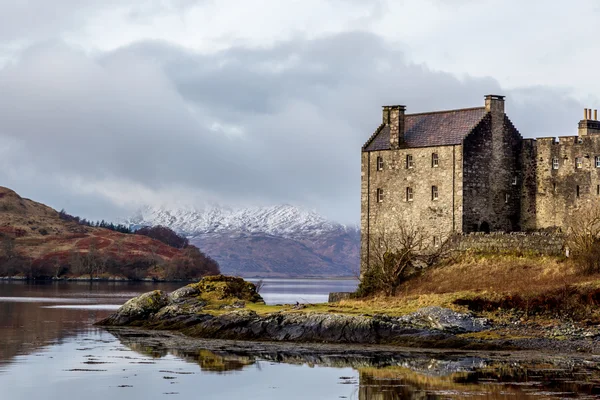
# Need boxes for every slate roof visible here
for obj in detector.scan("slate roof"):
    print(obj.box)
[363,107,488,151]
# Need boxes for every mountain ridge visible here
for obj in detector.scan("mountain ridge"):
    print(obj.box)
[125,204,360,277]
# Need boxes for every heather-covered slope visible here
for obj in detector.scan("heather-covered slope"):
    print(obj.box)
[0,187,219,280]
[127,205,360,277]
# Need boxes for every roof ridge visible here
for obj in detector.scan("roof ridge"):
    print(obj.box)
[362,123,385,150]
[406,106,485,117]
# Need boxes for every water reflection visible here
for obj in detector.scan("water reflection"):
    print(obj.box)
[110,328,600,399]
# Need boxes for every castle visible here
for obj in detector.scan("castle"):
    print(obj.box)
[360,95,600,271]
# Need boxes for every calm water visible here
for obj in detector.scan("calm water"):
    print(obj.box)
[1,280,600,399]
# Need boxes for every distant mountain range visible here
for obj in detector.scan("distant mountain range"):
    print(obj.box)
[126,205,360,277]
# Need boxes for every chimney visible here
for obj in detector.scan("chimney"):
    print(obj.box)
[485,94,505,115]
[385,105,406,149]
[578,107,600,136]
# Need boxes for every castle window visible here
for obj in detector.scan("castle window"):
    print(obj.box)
[596,156,600,168]
[512,176,518,185]
[576,157,583,169]
[406,154,414,169]
[376,156,384,171]
[505,193,510,203]
[432,153,439,168]
[597,185,599,195]
[431,186,438,201]
[376,188,384,203]
[552,158,559,170]
[406,187,413,202]
[577,185,580,198]
[553,182,557,193]
[433,236,439,247]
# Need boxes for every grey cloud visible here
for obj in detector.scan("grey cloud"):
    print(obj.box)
[0,32,586,224]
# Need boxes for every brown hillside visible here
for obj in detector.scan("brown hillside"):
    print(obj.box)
[0,187,219,280]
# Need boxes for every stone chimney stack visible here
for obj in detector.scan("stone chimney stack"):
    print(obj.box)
[385,105,406,149]
[485,94,505,115]
[578,108,600,136]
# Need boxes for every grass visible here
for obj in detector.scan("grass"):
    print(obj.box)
[337,253,600,322]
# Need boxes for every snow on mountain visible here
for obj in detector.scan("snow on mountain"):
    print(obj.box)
[124,204,360,277]
[125,204,357,238]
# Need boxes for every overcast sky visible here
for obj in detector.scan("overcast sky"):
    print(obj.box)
[0,0,597,224]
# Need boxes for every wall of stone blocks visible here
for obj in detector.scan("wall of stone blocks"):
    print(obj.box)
[462,114,523,232]
[533,135,600,230]
[519,139,538,231]
[360,145,463,274]
[454,232,566,256]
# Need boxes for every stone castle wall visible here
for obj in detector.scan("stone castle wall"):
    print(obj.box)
[454,232,565,256]
[360,145,462,274]
[462,114,523,233]
[528,135,600,230]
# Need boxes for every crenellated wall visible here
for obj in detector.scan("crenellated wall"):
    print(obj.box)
[528,134,600,230]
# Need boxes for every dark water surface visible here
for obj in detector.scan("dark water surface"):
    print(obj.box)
[1,280,600,399]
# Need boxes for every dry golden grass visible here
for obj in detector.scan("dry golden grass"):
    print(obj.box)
[400,253,598,295]
[334,254,600,321]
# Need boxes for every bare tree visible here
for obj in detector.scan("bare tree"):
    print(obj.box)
[254,279,265,293]
[1,236,15,260]
[566,203,600,274]
[360,221,453,296]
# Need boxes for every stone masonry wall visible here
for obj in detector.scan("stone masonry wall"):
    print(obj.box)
[360,145,462,274]
[533,135,600,230]
[462,114,523,232]
[455,232,565,256]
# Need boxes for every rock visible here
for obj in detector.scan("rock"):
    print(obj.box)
[170,285,200,301]
[97,290,170,326]
[398,306,490,333]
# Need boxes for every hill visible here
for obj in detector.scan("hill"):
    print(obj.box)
[126,205,360,277]
[0,187,219,280]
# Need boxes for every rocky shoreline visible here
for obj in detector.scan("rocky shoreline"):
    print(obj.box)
[95,277,600,354]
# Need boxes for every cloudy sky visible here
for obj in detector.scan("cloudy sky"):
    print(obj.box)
[0,0,597,224]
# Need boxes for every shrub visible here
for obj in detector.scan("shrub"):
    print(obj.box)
[135,226,189,249]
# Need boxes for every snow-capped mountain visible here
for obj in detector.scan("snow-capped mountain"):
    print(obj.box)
[127,204,355,238]
[125,205,360,277]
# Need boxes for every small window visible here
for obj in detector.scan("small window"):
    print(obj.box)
[376,188,384,203]
[577,185,580,198]
[406,154,414,169]
[432,153,439,168]
[512,176,518,185]
[552,158,559,170]
[576,157,583,169]
[432,186,438,201]
[433,236,439,247]
[553,182,557,193]
[406,187,413,202]
[505,193,510,203]
[595,156,600,168]
[376,156,384,171]
[597,185,599,195]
